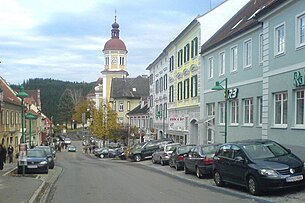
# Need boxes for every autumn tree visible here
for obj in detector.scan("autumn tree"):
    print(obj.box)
[90,103,120,147]
[72,99,95,124]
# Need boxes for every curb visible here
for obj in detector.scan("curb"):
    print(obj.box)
[29,166,63,203]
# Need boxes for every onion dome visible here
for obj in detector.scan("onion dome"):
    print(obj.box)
[103,16,127,51]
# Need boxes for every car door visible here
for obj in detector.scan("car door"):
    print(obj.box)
[229,145,248,185]
[214,144,233,182]
[184,147,195,170]
[190,147,202,172]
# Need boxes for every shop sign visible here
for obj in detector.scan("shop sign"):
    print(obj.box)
[18,144,27,166]
[227,88,238,99]
[294,70,305,87]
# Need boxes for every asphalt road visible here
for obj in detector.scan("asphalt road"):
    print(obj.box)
[46,140,267,203]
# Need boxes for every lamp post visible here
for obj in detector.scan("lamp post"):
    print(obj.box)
[212,78,228,143]
[26,111,36,148]
[16,84,29,175]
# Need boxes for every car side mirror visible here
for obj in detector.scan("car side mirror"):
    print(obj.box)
[234,156,244,162]
[287,149,291,154]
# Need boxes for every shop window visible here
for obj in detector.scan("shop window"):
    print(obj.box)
[274,92,287,126]
[296,90,305,126]
[230,100,239,125]
[219,102,225,125]
[243,98,253,125]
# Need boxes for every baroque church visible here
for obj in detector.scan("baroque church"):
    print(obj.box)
[88,15,149,129]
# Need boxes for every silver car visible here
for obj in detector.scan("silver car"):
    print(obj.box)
[152,143,181,165]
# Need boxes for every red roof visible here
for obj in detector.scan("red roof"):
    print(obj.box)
[103,38,127,51]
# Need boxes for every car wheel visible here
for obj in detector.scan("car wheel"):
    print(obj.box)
[196,167,203,179]
[152,158,156,164]
[160,158,164,166]
[184,165,190,174]
[134,154,141,162]
[247,175,261,196]
[100,154,104,158]
[213,170,224,187]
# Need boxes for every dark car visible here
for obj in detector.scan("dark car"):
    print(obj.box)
[184,144,221,178]
[169,144,195,170]
[213,139,305,195]
[94,147,118,158]
[129,138,173,162]
[18,149,49,174]
[35,146,55,169]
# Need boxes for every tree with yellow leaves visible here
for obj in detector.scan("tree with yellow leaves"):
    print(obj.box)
[90,103,120,147]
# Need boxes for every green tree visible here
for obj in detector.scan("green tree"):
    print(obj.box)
[57,89,74,129]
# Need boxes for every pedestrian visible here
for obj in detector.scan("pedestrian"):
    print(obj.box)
[89,145,92,154]
[0,144,5,170]
[2,146,7,164]
[7,145,14,163]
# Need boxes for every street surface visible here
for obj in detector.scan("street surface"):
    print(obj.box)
[46,141,263,203]
[45,139,305,203]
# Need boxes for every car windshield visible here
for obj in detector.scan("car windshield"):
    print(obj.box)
[243,142,289,159]
[133,142,146,149]
[177,146,194,154]
[28,150,45,157]
[166,144,180,151]
[201,145,219,155]
[36,147,52,155]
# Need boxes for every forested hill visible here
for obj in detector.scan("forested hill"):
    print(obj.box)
[11,78,95,123]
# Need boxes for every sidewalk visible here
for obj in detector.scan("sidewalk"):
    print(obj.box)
[0,160,62,203]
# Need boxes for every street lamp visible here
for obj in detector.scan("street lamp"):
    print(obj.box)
[212,78,228,143]
[26,111,36,148]
[16,84,29,175]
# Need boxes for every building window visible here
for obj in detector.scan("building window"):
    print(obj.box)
[258,97,262,125]
[155,79,159,94]
[169,85,174,102]
[184,44,190,63]
[244,39,252,68]
[169,56,175,71]
[208,57,214,79]
[274,92,287,126]
[159,104,163,118]
[230,100,239,125]
[191,75,197,97]
[149,95,153,107]
[119,102,124,112]
[155,106,158,119]
[230,46,238,72]
[177,81,182,101]
[149,74,153,85]
[296,13,305,47]
[275,23,285,55]
[296,90,305,125]
[1,111,4,125]
[219,52,225,75]
[163,74,167,90]
[120,57,124,65]
[10,112,14,125]
[259,33,264,64]
[243,98,253,125]
[184,78,189,99]
[178,49,183,67]
[191,37,198,58]
[127,101,130,111]
[105,57,109,65]
[6,111,9,125]
[164,103,167,118]
[207,103,215,116]
[219,102,225,125]
[160,77,163,92]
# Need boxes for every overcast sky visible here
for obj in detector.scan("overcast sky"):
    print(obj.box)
[0,0,225,85]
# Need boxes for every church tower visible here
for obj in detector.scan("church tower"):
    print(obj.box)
[102,14,128,104]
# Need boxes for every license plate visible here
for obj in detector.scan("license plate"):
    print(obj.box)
[286,175,303,182]
[27,165,38,169]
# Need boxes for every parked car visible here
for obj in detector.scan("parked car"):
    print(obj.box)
[94,147,117,158]
[129,138,173,162]
[184,144,221,178]
[35,146,55,169]
[152,143,181,165]
[169,144,196,170]
[64,137,72,145]
[68,145,76,152]
[18,149,49,174]
[213,139,305,195]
